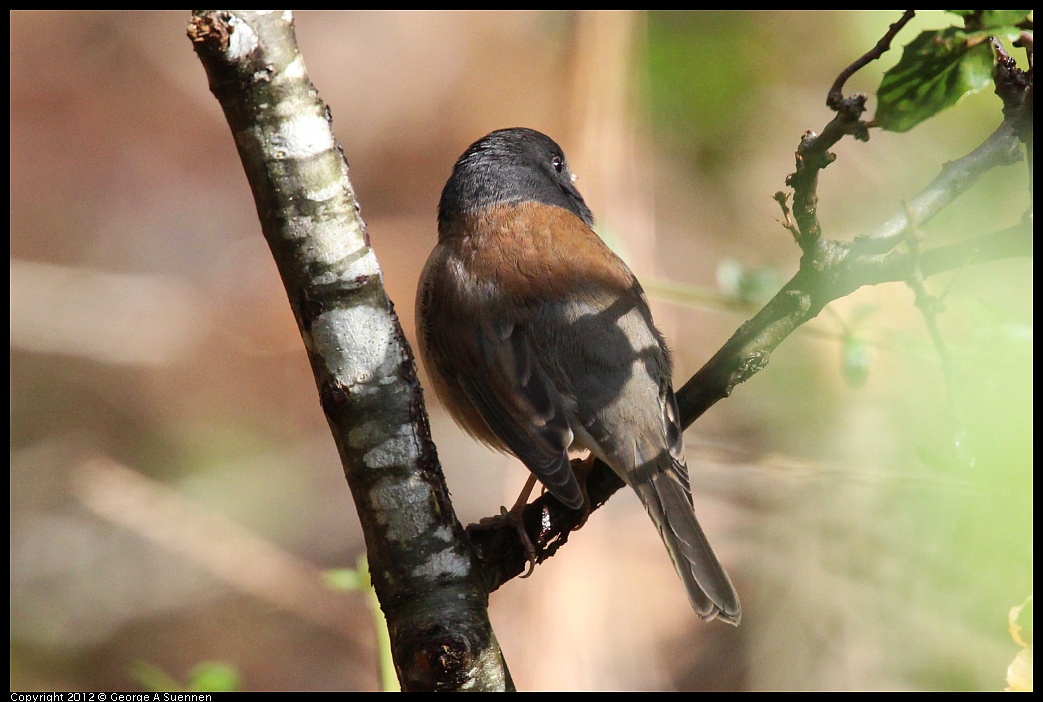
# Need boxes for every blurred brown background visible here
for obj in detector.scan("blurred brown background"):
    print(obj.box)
[10,11,1032,691]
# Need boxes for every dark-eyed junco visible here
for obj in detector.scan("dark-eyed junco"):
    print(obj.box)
[416,127,740,624]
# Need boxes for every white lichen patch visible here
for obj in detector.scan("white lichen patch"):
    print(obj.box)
[271,113,335,160]
[304,180,344,203]
[225,15,258,59]
[369,474,438,542]
[347,419,390,449]
[412,546,471,579]
[362,435,417,470]
[338,244,380,278]
[311,303,395,382]
[283,53,307,80]
[289,217,369,268]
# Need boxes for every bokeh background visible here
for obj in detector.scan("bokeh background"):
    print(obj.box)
[10,10,1032,692]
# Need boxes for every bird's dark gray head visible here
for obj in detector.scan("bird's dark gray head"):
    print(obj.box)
[438,127,594,228]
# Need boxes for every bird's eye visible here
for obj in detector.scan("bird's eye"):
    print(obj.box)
[551,156,564,173]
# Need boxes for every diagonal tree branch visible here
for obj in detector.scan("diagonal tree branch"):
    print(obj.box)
[188,10,512,692]
[675,126,1026,427]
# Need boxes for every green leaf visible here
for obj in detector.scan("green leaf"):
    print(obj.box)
[979,11,1032,28]
[323,566,366,591]
[129,660,241,693]
[129,661,184,692]
[876,27,996,132]
[186,662,241,692]
[946,10,1031,28]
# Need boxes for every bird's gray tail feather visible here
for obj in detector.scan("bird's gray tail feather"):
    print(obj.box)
[635,461,741,625]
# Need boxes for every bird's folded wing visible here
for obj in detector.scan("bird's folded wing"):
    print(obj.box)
[453,314,583,509]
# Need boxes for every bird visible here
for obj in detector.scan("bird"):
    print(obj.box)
[415,127,740,624]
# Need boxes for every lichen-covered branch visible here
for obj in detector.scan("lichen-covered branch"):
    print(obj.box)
[188,10,512,692]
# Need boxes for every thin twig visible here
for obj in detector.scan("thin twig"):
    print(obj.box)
[827,10,916,109]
